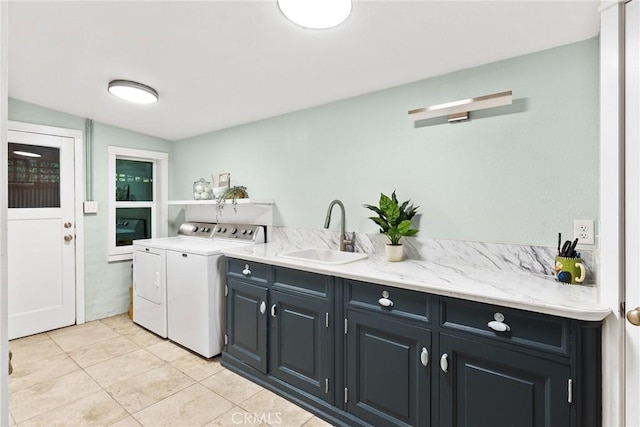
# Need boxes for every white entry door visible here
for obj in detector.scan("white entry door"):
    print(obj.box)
[7,130,76,339]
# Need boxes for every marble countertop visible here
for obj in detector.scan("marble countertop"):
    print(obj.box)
[222,234,610,322]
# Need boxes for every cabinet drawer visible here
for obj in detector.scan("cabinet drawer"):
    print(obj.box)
[273,267,331,298]
[440,297,570,355]
[346,280,431,323]
[227,258,269,284]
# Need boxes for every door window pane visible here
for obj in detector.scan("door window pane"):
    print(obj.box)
[115,159,153,201]
[116,208,152,246]
[8,143,60,208]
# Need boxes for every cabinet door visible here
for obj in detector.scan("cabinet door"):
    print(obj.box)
[439,333,571,427]
[269,290,332,403]
[226,277,268,373]
[346,310,431,426]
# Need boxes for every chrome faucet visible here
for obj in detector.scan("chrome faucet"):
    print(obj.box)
[324,199,355,252]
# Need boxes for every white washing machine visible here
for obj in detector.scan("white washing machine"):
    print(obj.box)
[132,222,264,357]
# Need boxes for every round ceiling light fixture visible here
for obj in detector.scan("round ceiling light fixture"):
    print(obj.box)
[278,0,352,29]
[108,80,159,104]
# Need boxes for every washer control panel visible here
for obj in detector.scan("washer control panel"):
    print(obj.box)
[177,222,265,243]
[214,223,265,243]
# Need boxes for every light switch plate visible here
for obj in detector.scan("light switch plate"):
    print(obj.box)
[84,201,98,214]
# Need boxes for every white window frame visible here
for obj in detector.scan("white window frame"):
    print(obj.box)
[108,146,168,262]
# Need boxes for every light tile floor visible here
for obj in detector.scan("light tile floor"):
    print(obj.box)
[8,314,332,427]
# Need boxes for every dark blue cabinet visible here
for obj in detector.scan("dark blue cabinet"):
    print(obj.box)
[270,289,333,403]
[438,333,571,427]
[346,309,431,426]
[222,262,602,427]
[225,277,268,374]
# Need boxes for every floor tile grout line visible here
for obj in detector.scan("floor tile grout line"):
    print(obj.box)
[10,314,321,427]
[64,318,140,426]
[9,319,138,426]
[92,320,231,423]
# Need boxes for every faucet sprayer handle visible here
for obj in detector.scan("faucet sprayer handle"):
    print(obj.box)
[345,232,357,253]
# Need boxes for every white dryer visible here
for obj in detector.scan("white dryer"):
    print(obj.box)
[132,222,264,357]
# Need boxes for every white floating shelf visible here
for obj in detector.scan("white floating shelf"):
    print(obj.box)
[168,199,275,206]
[408,90,513,122]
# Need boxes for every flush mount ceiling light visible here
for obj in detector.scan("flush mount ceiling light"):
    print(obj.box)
[278,0,352,29]
[108,80,158,104]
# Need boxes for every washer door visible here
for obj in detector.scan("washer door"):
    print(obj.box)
[133,247,164,304]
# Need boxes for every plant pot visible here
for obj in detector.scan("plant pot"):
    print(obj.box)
[385,244,403,262]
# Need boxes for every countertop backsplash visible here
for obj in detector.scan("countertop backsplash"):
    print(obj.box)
[269,226,596,284]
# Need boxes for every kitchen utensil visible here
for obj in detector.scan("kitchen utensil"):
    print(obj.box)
[568,238,579,258]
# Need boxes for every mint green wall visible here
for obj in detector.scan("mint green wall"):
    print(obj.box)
[6,37,599,321]
[8,98,172,321]
[171,38,599,247]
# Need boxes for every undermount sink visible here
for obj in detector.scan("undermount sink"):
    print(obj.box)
[279,248,368,265]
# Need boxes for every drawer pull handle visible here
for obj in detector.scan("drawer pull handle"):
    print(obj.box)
[440,353,449,373]
[378,297,394,307]
[242,264,251,276]
[271,304,277,317]
[420,347,429,367]
[259,301,266,314]
[488,320,511,332]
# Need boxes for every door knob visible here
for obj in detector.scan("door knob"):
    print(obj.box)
[64,222,72,228]
[64,234,73,242]
[627,307,640,326]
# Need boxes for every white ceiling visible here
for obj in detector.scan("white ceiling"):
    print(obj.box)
[8,1,600,141]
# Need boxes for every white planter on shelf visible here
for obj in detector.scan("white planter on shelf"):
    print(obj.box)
[385,244,403,262]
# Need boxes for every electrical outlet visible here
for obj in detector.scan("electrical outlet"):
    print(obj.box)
[573,220,595,245]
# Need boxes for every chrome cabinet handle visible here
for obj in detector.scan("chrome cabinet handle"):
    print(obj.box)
[487,312,510,332]
[378,297,394,307]
[488,320,510,332]
[64,234,73,242]
[242,264,251,276]
[259,301,266,314]
[271,304,277,317]
[379,290,394,307]
[440,353,449,373]
[420,347,429,367]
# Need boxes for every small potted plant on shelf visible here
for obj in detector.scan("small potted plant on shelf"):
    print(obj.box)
[215,185,249,220]
[364,191,419,262]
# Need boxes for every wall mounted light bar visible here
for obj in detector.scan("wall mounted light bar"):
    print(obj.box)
[408,90,512,123]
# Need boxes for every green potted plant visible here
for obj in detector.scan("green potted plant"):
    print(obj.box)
[364,191,419,261]
[215,185,249,221]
